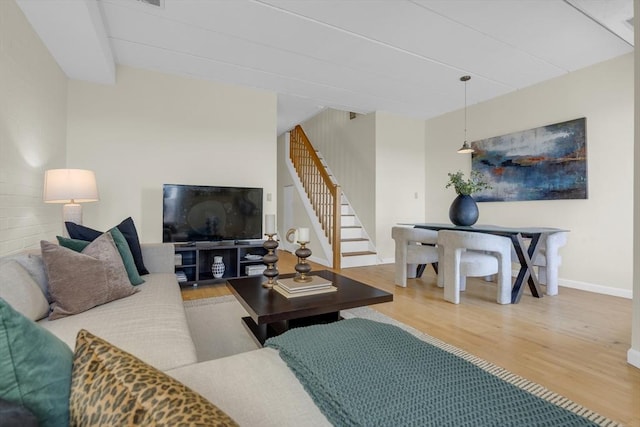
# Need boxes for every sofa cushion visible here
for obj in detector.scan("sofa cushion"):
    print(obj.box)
[70,329,237,427]
[57,228,145,286]
[66,217,149,275]
[167,348,331,427]
[41,233,138,320]
[38,272,198,371]
[0,299,72,427]
[0,260,49,320]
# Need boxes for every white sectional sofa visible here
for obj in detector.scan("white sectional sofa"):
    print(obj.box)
[0,242,331,426]
[2,244,197,373]
[37,244,198,372]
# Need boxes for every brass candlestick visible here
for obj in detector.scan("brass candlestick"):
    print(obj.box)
[293,241,312,283]
[262,233,279,288]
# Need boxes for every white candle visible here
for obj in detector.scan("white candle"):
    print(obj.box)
[298,227,309,242]
[265,214,276,234]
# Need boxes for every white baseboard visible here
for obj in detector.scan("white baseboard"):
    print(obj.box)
[507,269,632,299]
[557,278,632,299]
[627,348,640,369]
[359,259,632,298]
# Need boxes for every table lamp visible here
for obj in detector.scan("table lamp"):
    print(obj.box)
[43,169,99,226]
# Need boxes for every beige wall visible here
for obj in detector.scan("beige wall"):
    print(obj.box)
[280,110,426,263]
[375,111,426,261]
[426,53,634,296]
[0,0,68,255]
[66,65,277,242]
[300,109,377,240]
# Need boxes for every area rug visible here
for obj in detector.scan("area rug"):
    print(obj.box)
[183,296,619,426]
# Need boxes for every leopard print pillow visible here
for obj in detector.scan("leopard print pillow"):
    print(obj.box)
[70,329,237,426]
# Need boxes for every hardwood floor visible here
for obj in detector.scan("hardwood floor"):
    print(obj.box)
[181,251,640,426]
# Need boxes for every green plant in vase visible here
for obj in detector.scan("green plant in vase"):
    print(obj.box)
[445,170,491,226]
[446,170,491,196]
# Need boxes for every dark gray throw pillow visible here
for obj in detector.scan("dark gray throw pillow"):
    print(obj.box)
[0,398,39,427]
[41,235,138,320]
[65,217,149,275]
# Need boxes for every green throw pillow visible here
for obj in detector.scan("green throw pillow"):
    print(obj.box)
[56,236,90,252]
[0,298,72,427]
[108,228,145,285]
[57,229,145,286]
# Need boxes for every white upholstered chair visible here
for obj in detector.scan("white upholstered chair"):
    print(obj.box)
[510,231,568,296]
[531,231,568,296]
[392,226,439,287]
[437,230,512,304]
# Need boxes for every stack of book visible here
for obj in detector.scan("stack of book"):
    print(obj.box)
[273,276,337,298]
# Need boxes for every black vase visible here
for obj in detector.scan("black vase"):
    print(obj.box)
[449,194,479,226]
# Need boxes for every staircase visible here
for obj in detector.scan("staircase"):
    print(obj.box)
[289,125,377,269]
[338,199,378,268]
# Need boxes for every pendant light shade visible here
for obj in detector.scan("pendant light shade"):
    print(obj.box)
[457,75,475,154]
[457,141,474,154]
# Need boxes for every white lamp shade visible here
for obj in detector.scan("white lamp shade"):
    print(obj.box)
[43,169,99,203]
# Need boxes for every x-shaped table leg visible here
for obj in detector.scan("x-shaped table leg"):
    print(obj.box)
[510,233,543,303]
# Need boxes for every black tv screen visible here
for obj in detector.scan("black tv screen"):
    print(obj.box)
[162,184,263,243]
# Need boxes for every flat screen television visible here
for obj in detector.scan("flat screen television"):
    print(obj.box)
[162,184,263,243]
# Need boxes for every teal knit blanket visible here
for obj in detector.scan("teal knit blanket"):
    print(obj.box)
[265,319,601,427]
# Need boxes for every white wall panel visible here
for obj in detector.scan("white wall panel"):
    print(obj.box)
[0,0,67,255]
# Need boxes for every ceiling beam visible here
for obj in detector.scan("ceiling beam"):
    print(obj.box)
[16,0,116,84]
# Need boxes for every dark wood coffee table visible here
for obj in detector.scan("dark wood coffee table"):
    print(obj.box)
[226,270,393,345]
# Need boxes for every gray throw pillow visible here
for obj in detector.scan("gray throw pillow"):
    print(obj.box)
[0,260,49,320]
[56,229,145,286]
[40,233,138,320]
[0,252,50,301]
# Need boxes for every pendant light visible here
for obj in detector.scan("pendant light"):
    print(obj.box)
[457,75,474,154]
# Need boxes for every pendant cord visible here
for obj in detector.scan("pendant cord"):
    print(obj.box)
[457,75,472,154]
[464,80,467,142]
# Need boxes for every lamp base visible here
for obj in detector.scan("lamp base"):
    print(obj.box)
[63,203,83,225]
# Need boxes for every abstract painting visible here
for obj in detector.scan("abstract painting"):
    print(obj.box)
[471,118,587,202]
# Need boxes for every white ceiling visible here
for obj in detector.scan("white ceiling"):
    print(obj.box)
[16,0,634,136]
